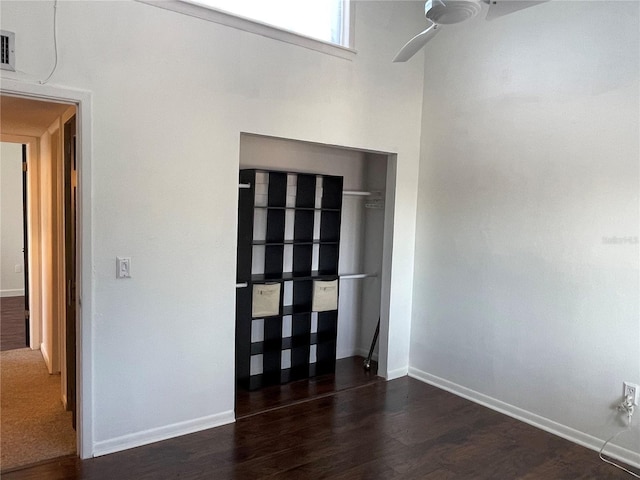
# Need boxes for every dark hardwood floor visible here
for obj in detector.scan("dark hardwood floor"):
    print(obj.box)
[4,376,637,479]
[1,296,27,351]
[236,356,382,419]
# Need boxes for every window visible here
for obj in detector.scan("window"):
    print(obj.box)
[192,0,350,47]
[139,0,355,59]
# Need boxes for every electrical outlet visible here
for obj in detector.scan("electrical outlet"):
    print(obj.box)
[623,382,639,406]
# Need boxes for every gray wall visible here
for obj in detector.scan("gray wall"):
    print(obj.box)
[1,142,24,295]
[411,0,639,464]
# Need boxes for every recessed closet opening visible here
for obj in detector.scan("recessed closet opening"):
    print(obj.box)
[235,133,395,417]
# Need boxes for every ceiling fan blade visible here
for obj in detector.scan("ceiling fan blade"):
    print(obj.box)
[485,0,549,21]
[393,22,441,63]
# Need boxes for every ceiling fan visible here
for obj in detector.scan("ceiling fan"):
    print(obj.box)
[393,0,548,62]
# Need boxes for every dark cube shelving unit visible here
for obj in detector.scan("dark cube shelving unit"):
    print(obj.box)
[236,169,343,391]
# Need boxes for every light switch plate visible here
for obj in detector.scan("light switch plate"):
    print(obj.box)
[116,257,131,278]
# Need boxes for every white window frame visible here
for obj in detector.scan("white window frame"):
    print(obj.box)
[137,0,356,60]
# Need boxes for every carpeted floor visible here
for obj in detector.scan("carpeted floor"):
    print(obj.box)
[0,348,76,471]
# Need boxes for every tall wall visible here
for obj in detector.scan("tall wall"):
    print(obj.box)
[0,0,426,456]
[411,0,639,465]
[0,142,24,296]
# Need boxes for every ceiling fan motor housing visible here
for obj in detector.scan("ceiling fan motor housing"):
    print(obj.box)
[425,0,482,24]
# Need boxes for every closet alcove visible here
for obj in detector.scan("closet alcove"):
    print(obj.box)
[235,133,392,415]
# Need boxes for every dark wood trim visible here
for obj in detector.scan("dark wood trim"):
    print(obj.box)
[64,115,77,429]
[22,144,29,347]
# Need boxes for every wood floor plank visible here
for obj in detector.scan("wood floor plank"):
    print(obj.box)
[1,296,27,351]
[235,356,381,418]
[3,377,638,479]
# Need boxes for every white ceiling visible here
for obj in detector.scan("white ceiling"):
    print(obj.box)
[1,95,72,137]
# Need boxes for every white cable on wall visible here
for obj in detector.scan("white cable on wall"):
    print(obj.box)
[599,429,640,478]
[599,401,640,478]
[40,0,59,84]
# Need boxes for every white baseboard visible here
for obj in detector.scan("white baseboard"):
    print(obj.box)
[40,342,52,373]
[1,289,25,297]
[92,410,235,457]
[408,367,640,470]
[386,365,408,380]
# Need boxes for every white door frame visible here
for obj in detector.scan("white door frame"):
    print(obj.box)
[1,78,94,459]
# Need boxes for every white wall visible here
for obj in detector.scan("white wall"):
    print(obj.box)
[411,0,639,466]
[37,121,66,374]
[359,154,387,358]
[0,142,24,296]
[1,0,425,455]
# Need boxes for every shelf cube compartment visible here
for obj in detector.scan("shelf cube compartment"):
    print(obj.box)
[293,244,313,276]
[296,174,317,208]
[267,172,287,207]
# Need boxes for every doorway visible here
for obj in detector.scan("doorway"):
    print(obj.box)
[0,143,28,351]
[0,95,78,471]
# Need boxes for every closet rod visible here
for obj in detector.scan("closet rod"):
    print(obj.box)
[339,273,377,280]
[242,187,375,195]
[343,190,371,196]
[242,186,371,195]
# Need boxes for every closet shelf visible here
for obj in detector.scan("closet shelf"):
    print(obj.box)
[253,205,340,212]
[247,362,334,390]
[239,274,374,285]
[251,305,338,319]
[253,238,338,246]
[252,240,339,246]
[251,271,339,283]
[250,333,320,355]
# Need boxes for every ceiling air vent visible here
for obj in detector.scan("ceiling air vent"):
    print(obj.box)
[1,30,16,71]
